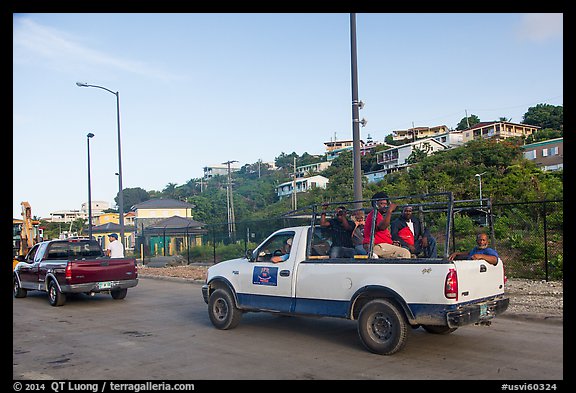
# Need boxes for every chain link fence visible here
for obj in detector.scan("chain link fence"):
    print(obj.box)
[156,198,562,282]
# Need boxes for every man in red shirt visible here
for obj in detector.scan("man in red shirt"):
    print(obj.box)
[363,192,411,259]
[391,205,438,258]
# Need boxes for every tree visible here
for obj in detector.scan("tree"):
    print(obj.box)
[523,104,563,130]
[115,187,150,213]
[456,114,480,130]
[525,128,563,144]
[406,142,433,164]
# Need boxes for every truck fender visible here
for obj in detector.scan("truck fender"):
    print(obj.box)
[13,271,23,288]
[44,273,62,293]
[206,276,239,308]
[349,285,416,324]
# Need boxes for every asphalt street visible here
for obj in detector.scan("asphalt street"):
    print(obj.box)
[13,277,563,381]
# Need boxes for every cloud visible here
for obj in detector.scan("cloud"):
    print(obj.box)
[13,17,181,81]
[516,13,563,43]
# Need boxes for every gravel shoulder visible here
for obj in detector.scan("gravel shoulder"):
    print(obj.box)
[138,265,563,324]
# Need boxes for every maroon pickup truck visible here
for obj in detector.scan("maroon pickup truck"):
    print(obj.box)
[13,238,138,306]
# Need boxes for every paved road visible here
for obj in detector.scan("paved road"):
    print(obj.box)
[13,278,563,381]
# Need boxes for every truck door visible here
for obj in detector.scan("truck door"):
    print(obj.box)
[17,243,45,289]
[236,230,297,313]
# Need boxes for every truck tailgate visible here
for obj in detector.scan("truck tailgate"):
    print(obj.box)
[451,259,505,302]
[68,258,137,284]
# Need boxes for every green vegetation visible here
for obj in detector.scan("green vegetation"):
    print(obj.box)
[37,104,562,279]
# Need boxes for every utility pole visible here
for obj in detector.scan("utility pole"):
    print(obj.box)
[223,160,238,239]
[292,156,297,210]
[196,178,204,193]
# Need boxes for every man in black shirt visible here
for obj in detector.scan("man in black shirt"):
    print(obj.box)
[320,205,355,258]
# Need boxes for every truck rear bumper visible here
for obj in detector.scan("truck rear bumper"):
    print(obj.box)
[447,296,509,328]
[61,279,139,294]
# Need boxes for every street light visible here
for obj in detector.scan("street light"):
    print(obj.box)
[475,172,487,206]
[77,82,125,248]
[350,13,363,209]
[222,160,238,239]
[87,133,95,239]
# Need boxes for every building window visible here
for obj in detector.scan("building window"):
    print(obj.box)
[524,150,536,160]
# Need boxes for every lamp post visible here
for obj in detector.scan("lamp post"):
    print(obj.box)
[77,82,125,247]
[87,133,95,239]
[222,160,238,239]
[475,172,486,206]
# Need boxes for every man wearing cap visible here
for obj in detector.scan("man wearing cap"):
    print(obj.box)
[106,233,125,258]
[363,192,411,259]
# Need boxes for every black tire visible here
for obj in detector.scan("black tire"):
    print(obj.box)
[13,276,27,298]
[208,288,242,330]
[357,299,408,355]
[422,325,458,335]
[111,288,128,300]
[48,281,66,307]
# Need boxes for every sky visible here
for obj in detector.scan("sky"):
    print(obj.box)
[13,13,563,219]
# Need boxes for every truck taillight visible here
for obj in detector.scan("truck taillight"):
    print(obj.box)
[65,264,72,281]
[445,268,458,300]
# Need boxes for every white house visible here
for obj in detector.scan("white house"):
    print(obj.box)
[203,163,240,180]
[376,138,449,175]
[276,175,329,199]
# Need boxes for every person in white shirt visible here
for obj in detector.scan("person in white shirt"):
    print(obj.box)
[106,233,125,258]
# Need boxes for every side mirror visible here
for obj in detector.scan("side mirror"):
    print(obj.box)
[245,249,255,262]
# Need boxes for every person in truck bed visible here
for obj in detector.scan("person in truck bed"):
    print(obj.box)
[320,204,356,258]
[448,233,499,265]
[351,209,368,255]
[391,205,437,258]
[363,192,411,259]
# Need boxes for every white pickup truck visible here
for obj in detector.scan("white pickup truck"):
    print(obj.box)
[202,196,509,355]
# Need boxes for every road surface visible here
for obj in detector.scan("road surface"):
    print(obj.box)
[13,278,563,381]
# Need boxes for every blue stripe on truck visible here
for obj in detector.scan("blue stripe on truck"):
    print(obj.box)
[236,292,455,322]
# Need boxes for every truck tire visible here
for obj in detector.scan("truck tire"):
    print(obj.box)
[422,325,458,335]
[48,281,66,307]
[111,288,128,300]
[208,288,242,330]
[13,276,27,298]
[357,298,408,355]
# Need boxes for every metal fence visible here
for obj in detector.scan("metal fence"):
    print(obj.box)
[163,198,563,282]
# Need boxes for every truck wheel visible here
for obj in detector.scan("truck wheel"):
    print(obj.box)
[13,276,27,298]
[422,325,458,335]
[208,288,242,330]
[48,281,66,307]
[111,289,128,300]
[357,299,408,355]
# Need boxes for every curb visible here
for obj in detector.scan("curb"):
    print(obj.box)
[499,312,563,325]
[139,274,202,284]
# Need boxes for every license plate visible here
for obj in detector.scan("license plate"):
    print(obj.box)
[480,303,487,317]
[98,281,112,290]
